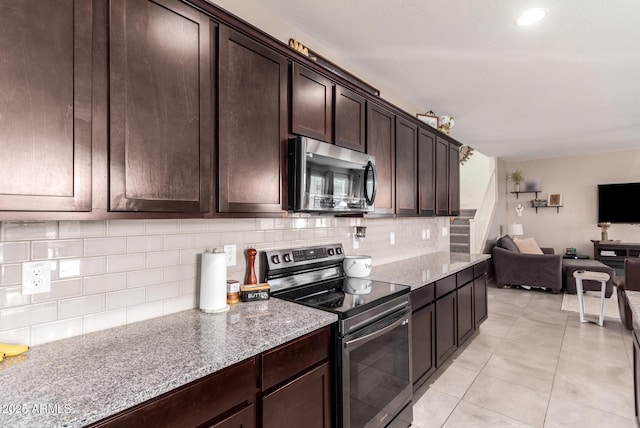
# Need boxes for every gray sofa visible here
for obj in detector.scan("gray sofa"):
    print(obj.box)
[492,235,563,293]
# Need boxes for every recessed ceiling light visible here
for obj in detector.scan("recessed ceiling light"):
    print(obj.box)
[516,8,548,26]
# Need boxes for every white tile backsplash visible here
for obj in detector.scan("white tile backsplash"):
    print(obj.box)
[0,216,449,345]
[31,239,83,260]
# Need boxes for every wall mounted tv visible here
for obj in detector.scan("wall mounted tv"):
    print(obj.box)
[598,182,640,223]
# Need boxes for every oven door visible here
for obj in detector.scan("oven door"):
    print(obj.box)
[339,307,412,428]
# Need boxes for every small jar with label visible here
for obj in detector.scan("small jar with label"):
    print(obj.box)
[227,280,240,305]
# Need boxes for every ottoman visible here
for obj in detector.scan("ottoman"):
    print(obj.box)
[562,259,615,297]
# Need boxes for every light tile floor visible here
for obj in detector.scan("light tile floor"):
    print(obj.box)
[411,281,636,428]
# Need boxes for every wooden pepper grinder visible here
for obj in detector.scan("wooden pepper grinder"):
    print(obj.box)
[245,248,257,285]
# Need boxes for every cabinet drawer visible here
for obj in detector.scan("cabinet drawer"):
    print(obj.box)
[261,326,331,391]
[474,260,488,278]
[435,275,456,299]
[456,267,473,287]
[412,283,435,310]
[91,358,256,428]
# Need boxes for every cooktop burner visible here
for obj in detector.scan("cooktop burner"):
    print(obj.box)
[272,276,409,319]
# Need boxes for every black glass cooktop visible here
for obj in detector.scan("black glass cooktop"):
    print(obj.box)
[272,277,410,319]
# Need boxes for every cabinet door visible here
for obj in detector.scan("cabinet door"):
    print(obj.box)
[634,331,640,422]
[219,26,288,214]
[449,144,460,216]
[474,275,488,328]
[412,303,435,390]
[395,117,418,215]
[291,64,333,142]
[109,0,212,212]
[457,281,474,345]
[262,362,332,428]
[335,86,366,152]
[0,0,92,212]
[435,291,457,367]
[418,127,436,216]
[435,137,449,216]
[366,103,395,215]
[211,404,255,428]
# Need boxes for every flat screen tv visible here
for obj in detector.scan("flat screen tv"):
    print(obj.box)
[598,182,640,223]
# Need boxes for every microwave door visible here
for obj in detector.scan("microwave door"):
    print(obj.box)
[364,161,377,206]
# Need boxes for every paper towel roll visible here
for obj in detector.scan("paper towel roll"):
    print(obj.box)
[200,250,229,313]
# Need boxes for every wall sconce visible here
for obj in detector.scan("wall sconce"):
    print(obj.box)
[515,203,524,217]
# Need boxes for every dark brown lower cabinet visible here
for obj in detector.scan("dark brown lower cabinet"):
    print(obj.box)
[89,327,332,428]
[474,275,488,328]
[412,302,435,390]
[262,362,332,428]
[457,281,474,345]
[435,291,457,367]
[89,358,257,428]
[211,404,255,428]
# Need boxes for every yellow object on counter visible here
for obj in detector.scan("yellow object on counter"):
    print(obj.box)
[0,353,4,362]
[0,343,29,357]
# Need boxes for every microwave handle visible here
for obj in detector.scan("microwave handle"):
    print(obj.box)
[364,161,377,206]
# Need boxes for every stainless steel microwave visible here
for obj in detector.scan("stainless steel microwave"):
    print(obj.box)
[288,136,377,213]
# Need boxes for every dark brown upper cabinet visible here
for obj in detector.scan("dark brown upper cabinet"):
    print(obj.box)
[418,127,436,216]
[435,137,461,216]
[0,0,92,212]
[395,117,418,215]
[435,137,449,216]
[108,0,213,213]
[291,64,333,143]
[449,144,461,216]
[334,86,366,152]
[366,103,395,215]
[219,26,288,214]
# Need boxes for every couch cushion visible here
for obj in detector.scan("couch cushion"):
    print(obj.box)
[514,237,544,254]
[497,235,520,253]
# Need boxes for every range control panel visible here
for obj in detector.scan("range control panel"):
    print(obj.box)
[264,243,344,271]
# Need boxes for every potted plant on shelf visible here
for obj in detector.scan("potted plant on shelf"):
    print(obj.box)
[509,170,524,192]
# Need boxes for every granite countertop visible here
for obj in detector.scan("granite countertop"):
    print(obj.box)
[626,290,640,330]
[368,252,491,289]
[0,299,337,428]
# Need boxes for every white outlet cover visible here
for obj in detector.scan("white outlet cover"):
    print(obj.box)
[442,227,448,237]
[22,261,51,295]
[223,245,236,267]
[426,229,431,240]
[421,229,426,240]
[353,238,360,250]
[390,232,395,245]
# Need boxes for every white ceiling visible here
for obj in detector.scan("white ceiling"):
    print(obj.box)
[241,0,640,161]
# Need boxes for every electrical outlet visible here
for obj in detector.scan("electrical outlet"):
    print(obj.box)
[390,232,395,245]
[352,238,360,250]
[22,261,51,295]
[442,227,448,237]
[421,229,426,240]
[223,245,236,267]
[426,229,431,240]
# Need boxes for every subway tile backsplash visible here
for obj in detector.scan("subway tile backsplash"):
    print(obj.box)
[0,216,449,346]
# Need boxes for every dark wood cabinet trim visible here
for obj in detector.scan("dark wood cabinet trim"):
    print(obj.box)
[366,102,395,215]
[435,137,449,216]
[449,144,461,216]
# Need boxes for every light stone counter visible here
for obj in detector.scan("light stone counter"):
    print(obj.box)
[626,290,640,330]
[368,252,491,289]
[0,299,337,428]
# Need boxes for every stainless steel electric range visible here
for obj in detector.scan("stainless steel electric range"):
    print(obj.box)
[264,243,413,428]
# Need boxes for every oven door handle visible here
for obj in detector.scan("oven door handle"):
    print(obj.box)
[344,312,409,350]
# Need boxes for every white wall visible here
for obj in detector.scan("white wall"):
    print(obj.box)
[504,148,640,256]
[460,150,492,210]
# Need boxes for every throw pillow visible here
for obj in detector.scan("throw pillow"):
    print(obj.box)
[498,235,520,253]
[514,237,544,254]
